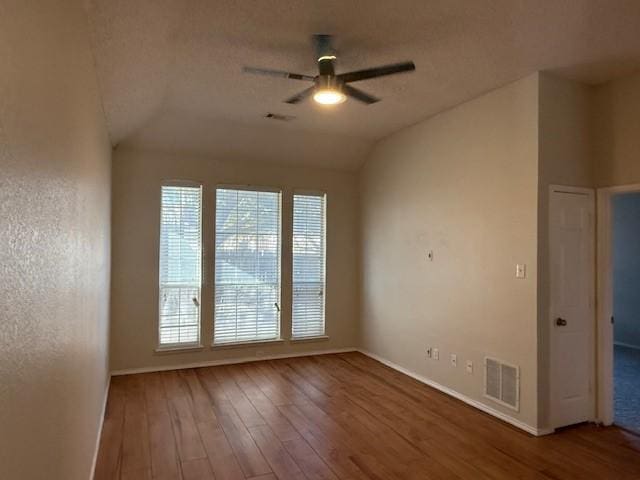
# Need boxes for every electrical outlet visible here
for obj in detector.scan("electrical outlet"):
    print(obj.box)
[466,360,473,374]
[450,354,457,367]
[426,347,432,359]
[433,348,439,360]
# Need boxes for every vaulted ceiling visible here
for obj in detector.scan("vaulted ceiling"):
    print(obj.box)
[87,0,640,170]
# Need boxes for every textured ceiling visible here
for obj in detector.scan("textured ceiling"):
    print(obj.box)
[87,0,640,170]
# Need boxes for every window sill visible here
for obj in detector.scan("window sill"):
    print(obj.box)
[211,338,285,349]
[290,335,330,343]
[155,344,204,354]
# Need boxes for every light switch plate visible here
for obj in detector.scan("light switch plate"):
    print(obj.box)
[433,348,439,360]
[516,263,526,279]
[466,360,473,374]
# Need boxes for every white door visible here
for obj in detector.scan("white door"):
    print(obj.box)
[549,186,595,428]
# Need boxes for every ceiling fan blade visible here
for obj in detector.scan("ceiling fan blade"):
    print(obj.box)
[285,87,315,104]
[344,85,380,104]
[243,67,314,81]
[338,61,415,83]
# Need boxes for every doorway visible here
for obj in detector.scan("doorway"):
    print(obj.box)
[611,192,640,433]
[597,183,640,430]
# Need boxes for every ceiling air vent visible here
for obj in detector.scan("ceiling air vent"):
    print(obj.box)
[484,357,520,411]
[264,113,295,122]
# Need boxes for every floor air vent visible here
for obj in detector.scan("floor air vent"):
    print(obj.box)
[484,357,520,411]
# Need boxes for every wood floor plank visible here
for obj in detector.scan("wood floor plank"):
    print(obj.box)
[216,408,272,478]
[148,411,182,480]
[227,364,301,442]
[292,398,408,480]
[97,353,640,480]
[281,435,339,480]
[171,413,207,462]
[228,363,340,479]
[143,372,169,417]
[213,366,266,428]
[195,366,272,478]
[121,413,151,473]
[105,376,126,420]
[243,362,294,406]
[275,358,425,479]
[162,371,207,462]
[162,371,195,419]
[195,367,230,407]
[275,361,444,478]
[123,373,147,419]
[181,458,215,480]
[247,424,307,480]
[255,361,311,405]
[121,467,152,480]
[267,360,330,405]
[292,357,424,465]
[178,369,218,424]
[277,402,377,480]
[94,417,124,480]
[196,420,245,480]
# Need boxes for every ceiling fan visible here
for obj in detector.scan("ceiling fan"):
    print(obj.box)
[243,34,415,106]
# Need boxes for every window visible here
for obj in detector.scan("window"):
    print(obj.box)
[214,187,281,344]
[292,193,326,338]
[158,184,202,347]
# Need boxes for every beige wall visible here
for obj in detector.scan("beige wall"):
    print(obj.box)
[110,148,359,371]
[536,73,595,429]
[538,74,594,189]
[0,2,112,479]
[359,75,541,429]
[593,70,640,187]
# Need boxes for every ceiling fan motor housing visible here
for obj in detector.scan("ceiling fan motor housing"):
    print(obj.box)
[314,34,335,61]
[315,74,343,92]
[314,34,337,76]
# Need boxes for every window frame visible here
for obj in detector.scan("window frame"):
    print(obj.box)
[212,183,284,346]
[156,180,204,351]
[291,189,327,340]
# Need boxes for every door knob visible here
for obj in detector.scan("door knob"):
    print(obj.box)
[556,317,567,326]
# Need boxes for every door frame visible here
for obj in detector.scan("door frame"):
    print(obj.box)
[596,182,640,426]
[548,185,597,428]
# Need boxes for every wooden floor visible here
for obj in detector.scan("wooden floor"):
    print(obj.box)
[95,352,640,480]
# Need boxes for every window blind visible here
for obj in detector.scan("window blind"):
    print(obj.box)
[214,188,281,344]
[292,193,326,338]
[158,185,202,346]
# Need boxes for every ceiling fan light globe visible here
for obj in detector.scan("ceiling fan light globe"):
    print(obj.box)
[313,89,347,105]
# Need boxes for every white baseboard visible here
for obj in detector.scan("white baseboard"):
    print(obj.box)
[357,349,553,437]
[111,347,357,376]
[90,375,111,480]
[614,341,640,351]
